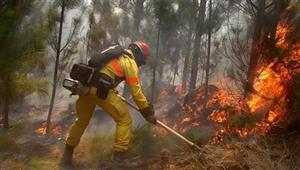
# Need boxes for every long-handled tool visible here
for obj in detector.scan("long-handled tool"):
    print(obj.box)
[62,79,201,151]
[117,94,202,151]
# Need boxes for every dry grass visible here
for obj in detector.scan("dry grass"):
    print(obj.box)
[0,120,299,170]
[174,133,300,170]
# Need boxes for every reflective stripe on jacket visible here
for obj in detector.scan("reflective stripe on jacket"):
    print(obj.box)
[99,49,149,109]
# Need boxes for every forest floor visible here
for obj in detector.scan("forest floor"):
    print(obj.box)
[1,91,300,170]
[1,111,300,170]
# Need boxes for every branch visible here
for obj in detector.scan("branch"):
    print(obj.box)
[59,22,78,52]
[245,0,257,17]
[246,0,258,10]
[60,8,85,52]
[265,2,275,10]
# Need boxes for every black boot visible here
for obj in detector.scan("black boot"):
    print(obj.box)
[112,151,139,168]
[113,151,127,162]
[60,143,75,169]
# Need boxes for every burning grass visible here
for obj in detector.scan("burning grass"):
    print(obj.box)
[154,20,300,144]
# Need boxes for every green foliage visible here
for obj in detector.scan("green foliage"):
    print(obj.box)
[0,123,24,151]
[87,134,114,166]
[0,1,49,127]
[10,77,49,100]
[129,125,159,155]
[151,0,179,33]
[0,1,48,82]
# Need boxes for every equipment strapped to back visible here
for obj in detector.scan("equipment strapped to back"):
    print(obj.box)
[88,44,125,69]
[68,44,126,99]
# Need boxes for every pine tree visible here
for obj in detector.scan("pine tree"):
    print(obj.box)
[0,0,48,129]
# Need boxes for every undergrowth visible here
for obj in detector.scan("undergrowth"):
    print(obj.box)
[0,123,24,151]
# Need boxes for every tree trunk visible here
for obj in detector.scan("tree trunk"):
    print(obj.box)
[263,1,289,60]
[151,6,162,103]
[46,0,65,134]
[3,81,10,129]
[204,0,212,101]
[133,0,145,34]
[173,64,177,86]
[246,0,265,94]
[189,0,206,91]
[182,26,192,91]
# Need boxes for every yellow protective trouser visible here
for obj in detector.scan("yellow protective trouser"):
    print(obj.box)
[66,87,132,152]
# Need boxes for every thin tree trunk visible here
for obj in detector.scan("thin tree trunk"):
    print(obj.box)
[151,9,162,103]
[3,81,10,129]
[46,0,65,134]
[246,0,265,95]
[182,26,192,91]
[173,65,177,86]
[189,0,206,91]
[158,64,164,80]
[86,10,94,64]
[123,0,145,99]
[133,0,145,34]
[204,0,212,101]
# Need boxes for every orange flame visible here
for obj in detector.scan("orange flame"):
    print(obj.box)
[35,122,64,137]
[154,21,300,143]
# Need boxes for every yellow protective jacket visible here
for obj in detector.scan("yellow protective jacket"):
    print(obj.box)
[99,49,149,109]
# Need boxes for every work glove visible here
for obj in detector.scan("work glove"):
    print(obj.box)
[139,104,157,125]
[76,82,90,96]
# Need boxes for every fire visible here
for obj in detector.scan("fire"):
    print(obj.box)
[209,110,228,123]
[276,23,291,48]
[247,22,300,131]
[267,111,278,123]
[247,63,286,114]
[154,18,300,143]
[35,122,64,137]
[35,123,47,135]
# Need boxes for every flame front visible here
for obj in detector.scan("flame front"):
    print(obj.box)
[154,21,300,143]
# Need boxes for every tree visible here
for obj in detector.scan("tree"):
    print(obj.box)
[46,0,82,134]
[204,0,213,101]
[133,0,145,34]
[189,0,207,91]
[246,0,266,94]
[0,0,48,129]
[179,0,197,91]
[228,0,291,95]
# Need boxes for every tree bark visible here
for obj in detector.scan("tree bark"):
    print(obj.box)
[189,0,206,91]
[204,0,212,101]
[123,0,145,99]
[133,0,145,34]
[46,0,65,134]
[263,1,289,60]
[182,26,192,91]
[246,0,265,94]
[151,5,162,103]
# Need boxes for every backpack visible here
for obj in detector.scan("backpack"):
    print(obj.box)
[88,44,125,69]
[69,44,126,99]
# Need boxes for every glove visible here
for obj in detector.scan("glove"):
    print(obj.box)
[76,82,90,96]
[139,104,157,124]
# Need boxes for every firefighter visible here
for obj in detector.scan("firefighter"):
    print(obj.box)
[60,40,156,167]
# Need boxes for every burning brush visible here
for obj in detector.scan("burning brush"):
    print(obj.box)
[154,21,300,144]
